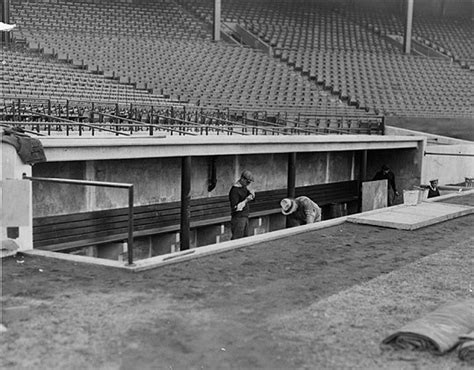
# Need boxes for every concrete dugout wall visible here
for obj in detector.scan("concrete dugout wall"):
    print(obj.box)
[32,151,354,217]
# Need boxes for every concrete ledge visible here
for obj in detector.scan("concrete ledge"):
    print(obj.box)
[426,188,474,202]
[347,195,474,230]
[22,249,130,269]
[39,135,423,161]
[22,217,348,272]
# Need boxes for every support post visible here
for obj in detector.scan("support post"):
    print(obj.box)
[360,150,367,182]
[213,0,221,41]
[359,150,368,212]
[180,156,191,250]
[403,0,414,54]
[287,152,296,198]
[286,152,296,228]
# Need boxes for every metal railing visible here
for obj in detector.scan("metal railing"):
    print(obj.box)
[2,97,385,136]
[22,175,135,265]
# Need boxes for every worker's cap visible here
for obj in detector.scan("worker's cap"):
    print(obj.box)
[429,179,438,184]
[240,170,255,182]
[280,198,297,215]
[382,164,389,171]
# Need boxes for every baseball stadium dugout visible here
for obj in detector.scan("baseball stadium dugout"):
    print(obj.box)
[32,180,359,252]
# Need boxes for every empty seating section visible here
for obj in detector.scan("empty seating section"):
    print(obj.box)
[179,0,472,118]
[8,0,364,117]
[0,47,172,105]
[287,50,472,117]
[8,0,472,119]
[10,0,210,40]
[180,0,401,53]
[335,4,473,65]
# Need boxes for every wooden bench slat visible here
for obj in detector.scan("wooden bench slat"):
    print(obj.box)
[33,207,183,234]
[33,201,182,226]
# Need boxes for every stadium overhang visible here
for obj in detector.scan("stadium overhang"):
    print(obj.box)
[39,135,424,162]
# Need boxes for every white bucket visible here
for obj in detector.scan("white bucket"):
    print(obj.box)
[419,188,429,202]
[403,190,420,206]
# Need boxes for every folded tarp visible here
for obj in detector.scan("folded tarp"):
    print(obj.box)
[458,330,474,363]
[382,299,474,354]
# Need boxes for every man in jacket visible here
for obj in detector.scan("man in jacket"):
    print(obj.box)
[373,164,399,206]
[229,170,256,239]
[280,196,321,228]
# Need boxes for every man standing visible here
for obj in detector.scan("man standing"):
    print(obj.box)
[427,179,441,198]
[372,164,399,206]
[229,170,255,240]
[280,196,321,228]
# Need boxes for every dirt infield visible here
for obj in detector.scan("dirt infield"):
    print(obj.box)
[1,194,473,369]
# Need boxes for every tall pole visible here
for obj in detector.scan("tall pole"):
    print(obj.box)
[213,0,221,41]
[180,156,191,250]
[403,0,414,54]
[2,0,11,44]
[2,0,10,24]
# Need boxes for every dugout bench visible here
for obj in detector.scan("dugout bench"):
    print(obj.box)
[33,180,360,254]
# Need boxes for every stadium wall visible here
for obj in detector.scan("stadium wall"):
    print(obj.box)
[386,117,474,142]
[386,126,474,185]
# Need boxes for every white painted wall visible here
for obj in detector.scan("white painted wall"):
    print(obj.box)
[422,144,474,185]
[1,143,33,251]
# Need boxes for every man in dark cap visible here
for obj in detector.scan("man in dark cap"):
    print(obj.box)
[372,164,399,206]
[428,179,440,198]
[229,170,256,240]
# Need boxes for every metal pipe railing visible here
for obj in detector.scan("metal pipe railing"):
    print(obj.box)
[22,109,130,136]
[424,152,474,157]
[22,175,135,265]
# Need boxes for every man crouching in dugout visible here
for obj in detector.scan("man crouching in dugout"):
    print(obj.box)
[229,170,256,240]
[280,196,321,228]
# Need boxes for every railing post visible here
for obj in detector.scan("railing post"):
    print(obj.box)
[127,185,134,265]
[12,100,16,121]
[17,98,21,122]
[115,103,119,135]
[149,106,154,136]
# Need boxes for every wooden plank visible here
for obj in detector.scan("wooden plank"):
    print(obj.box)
[33,200,181,226]
[34,208,182,235]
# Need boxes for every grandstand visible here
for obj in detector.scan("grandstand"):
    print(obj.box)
[1,0,472,252]
[0,0,470,130]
